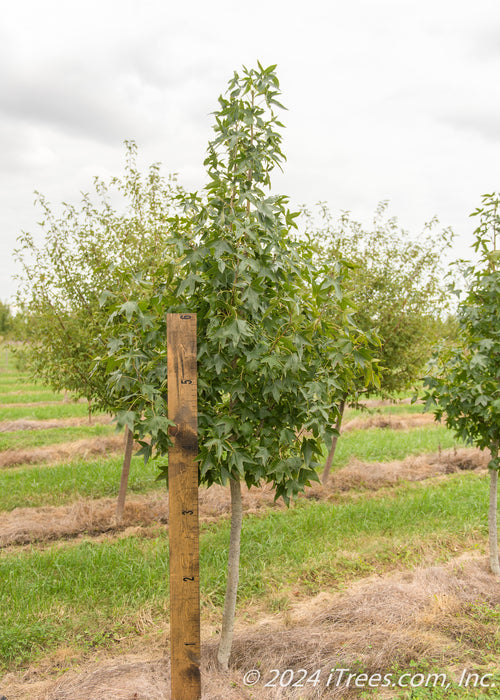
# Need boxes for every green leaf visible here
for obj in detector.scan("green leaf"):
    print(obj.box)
[119,301,139,322]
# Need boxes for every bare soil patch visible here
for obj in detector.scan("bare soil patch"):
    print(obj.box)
[2,553,498,699]
[0,415,113,433]
[0,448,487,548]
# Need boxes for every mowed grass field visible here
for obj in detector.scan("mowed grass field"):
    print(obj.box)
[0,344,499,699]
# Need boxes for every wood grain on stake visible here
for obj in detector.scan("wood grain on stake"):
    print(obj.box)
[167,314,201,700]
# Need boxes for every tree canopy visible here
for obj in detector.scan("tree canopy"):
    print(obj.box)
[422,193,500,575]
[14,143,184,517]
[102,64,371,503]
[14,142,182,410]
[303,201,455,396]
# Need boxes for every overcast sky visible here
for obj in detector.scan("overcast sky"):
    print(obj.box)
[2,0,500,302]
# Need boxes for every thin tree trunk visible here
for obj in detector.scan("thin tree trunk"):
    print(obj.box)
[489,467,500,577]
[217,478,243,671]
[321,397,346,486]
[116,426,134,522]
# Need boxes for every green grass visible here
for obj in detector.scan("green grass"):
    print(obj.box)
[0,455,159,511]
[345,402,426,418]
[0,471,489,668]
[0,371,65,402]
[0,366,29,381]
[0,373,31,382]
[0,423,116,451]
[0,534,170,667]
[0,382,55,398]
[329,424,464,468]
[0,380,41,390]
[212,472,486,602]
[0,362,488,677]
[0,390,67,404]
[0,403,94,421]
[0,424,463,511]
[385,662,500,699]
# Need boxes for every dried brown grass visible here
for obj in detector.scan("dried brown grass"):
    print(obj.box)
[0,435,125,468]
[0,494,169,547]
[323,447,489,493]
[0,415,113,433]
[342,412,436,432]
[3,655,170,700]
[3,554,498,699]
[0,399,87,409]
[361,397,414,408]
[0,483,285,548]
[219,554,499,698]
[46,659,171,700]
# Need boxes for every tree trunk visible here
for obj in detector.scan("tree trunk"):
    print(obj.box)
[217,478,243,671]
[489,467,500,577]
[116,426,134,522]
[321,397,346,486]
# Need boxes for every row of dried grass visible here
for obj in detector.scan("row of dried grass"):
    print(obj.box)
[322,446,490,493]
[0,495,168,548]
[0,480,283,549]
[341,411,436,432]
[0,399,87,409]
[0,435,124,469]
[0,415,112,433]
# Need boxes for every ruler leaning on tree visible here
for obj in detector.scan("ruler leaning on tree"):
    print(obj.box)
[167,313,201,700]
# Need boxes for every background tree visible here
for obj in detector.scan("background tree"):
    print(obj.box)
[305,201,455,393]
[0,301,13,337]
[101,63,375,669]
[301,202,455,481]
[14,143,182,519]
[422,193,500,577]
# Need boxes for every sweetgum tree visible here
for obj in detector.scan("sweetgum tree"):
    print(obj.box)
[14,143,182,519]
[306,201,455,393]
[423,193,500,577]
[102,63,374,669]
[301,203,454,482]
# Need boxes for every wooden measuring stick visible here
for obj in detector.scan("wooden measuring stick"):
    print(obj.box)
[167,313,201,700]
